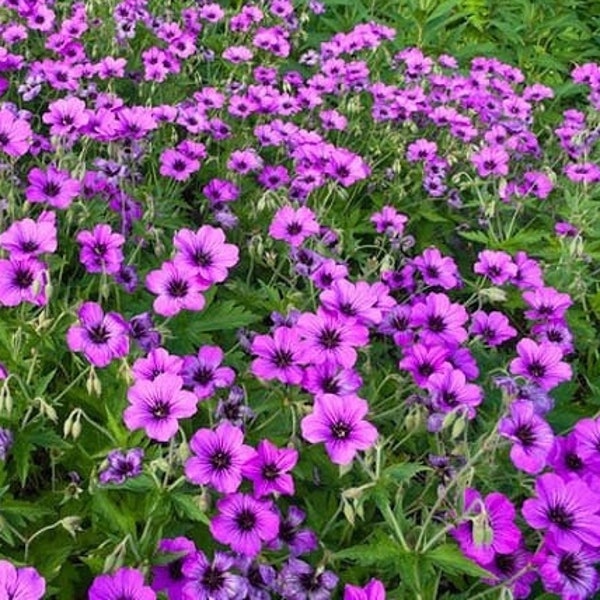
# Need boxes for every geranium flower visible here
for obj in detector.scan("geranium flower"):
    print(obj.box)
[88,567,155,600]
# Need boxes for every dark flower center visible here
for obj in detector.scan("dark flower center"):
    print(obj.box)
[172,160,187,172]
[89,324,110,344]
[321,377,340,394]
[527,362,546,378]
[547,504,575,530]
[0,132,9,145]
[201,566,225,592]
[21,240,39,253]
[210,450,231,471]
[339,302,357,317]
[488,265,502,277]
[262,463,280,481]
[168,558,185,581]
[43,182,61,197]
[565,452,583,471]
[427,315,446,333]
[93,243,108,256]
[299,572,322,592]
[319,327,341,349]
[558,553,583,583]
[336,166,350,179]
[286,222,303,235]
[331,421,351,439]
[273,349,294,368]
[418,362,434,377]
[167,278,189,298]
[13,267,34,289]
[193,366,213,385]
[151,401,170,420]
[235,509,257,532]
[494,552,516,575]
[279,519,297,543]
[514,424,536,447]
[442,391,457,406]
[425,266,439,278]
[193,249,213,267]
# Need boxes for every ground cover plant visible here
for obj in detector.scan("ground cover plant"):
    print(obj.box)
[2,0,600,598]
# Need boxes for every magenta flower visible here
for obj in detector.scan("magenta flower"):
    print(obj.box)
[152,537,196,600]
[413,247,460,289]
[510,339,572,390]
[301,393,378,465]
[269,206,320,247]
[88,567,156,600]
[123,374,197,442]
[470,310,517,346]
[0,560,45,600]
[242,439,298,497]
[471,145,510,177]
[159,148,200,181]
[182,551,247,600]
[0,257,48,307]
[146,261,206,317]
[320,279,383,326]
[185,422,254,493]
[182,346,235,400]
[426,368,483,417]
[66,302,129,367]
[173,226,239,286]
[302,359,363,396]
[370,206,408,237]
[296,309,369,369]
[452,488,521,565]
[399,343,450,386]
[523,287,572,321]
[410,293,468,348]
[574,417,600,474]
[498,400,554,474]
[210,493,279,557]
[250,326,304,385]
[42,96,89,137]
[522,473,600,551]
[344,579,385,600]
[0,109,32,157]
[132,347,183,382]
[76,224,125,274]
[0,211,57,258]
[473,250,517,285]
[25,165,80,209]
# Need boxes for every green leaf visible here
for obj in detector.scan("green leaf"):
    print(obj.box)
[170,493,210,524]
[426,544,493,578]
[384,463,431,483]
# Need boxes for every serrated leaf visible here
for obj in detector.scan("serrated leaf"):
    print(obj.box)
[384,463,431,483]
[91,492,136,535]
[179,301,259,334]
[426,544,493,578]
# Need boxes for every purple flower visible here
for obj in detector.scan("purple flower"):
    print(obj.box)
[132,347,183,382]
[152,537,196,600]
[470,310,517,346]
[471,145,510,177]
[210,493,280,557]
[483,545,536,599]
[320,280,383,326]
[452,488,521,565]
[343,579,385,600]
[296,309,369,369]
[0,560,45,599]
[510,339,572,390]
[129,314,159,354]
[77,224,125,274]
[0,428,12,461]
[146,261,206,317]
[498,400,554,474]
[181,346,235,400]
[123,374,197,442]
[522,473,600,551]
[99,448,144,484]
[538,543,600,599]
[0,257,48,307]
[159,148,200,181]
[251,326,304,386]
[301,393,378,465]
[88,567,155,600]
[370,206,408,237]
[25,165,80,209]
[0,109,32,157]
[302,359,362,396]
[410,293,468,348]
[0,211,57,258]
[66,302,129,367]
[173,226,239,286]
[548,433,587,481]
[269,206,320,247]
[574,417,600,474]
[399,343,450,387]
[523,287,572,321]
[182,551,246,600]
[413,248,460,289]
[426,368,482,418]
[278,558,338,600]
[268,506,318,556]
[473,250,517,285]
[185,422,254,493]
[242,439,298,497]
